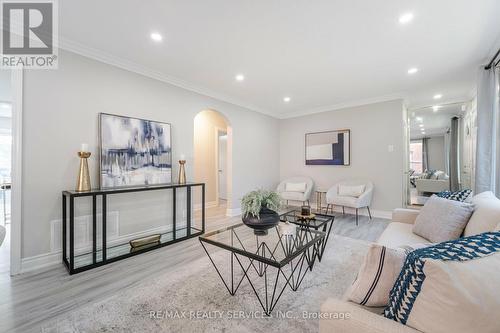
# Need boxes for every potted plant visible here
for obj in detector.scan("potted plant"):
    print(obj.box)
[241,189,281,235]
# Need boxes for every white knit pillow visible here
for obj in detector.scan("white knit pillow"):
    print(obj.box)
[413,196,474,242]
[285,182,306,192]
[338,184,365,197]
[346,243,430,307]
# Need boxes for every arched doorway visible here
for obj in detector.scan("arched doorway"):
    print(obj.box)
[193,110,232,219]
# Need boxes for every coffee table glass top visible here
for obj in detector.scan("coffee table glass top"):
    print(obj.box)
[199,222,325,268]
[279,210,334,229]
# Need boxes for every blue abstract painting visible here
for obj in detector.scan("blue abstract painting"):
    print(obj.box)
[305,130,350,165]
[99,113,172,188]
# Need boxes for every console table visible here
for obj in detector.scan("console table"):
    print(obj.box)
[62,182,205,274]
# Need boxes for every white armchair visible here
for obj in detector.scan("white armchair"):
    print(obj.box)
[326,180,374,225]
[276,177,314,206]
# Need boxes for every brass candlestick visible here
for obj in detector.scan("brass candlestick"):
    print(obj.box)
[178,160,186,184]
[76,151,91,192]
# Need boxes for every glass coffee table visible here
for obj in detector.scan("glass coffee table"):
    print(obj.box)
[199,222,325,315]
[279,210,335,262]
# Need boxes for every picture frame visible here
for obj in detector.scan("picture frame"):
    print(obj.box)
[305,129,351,166]
[99,113,172,189]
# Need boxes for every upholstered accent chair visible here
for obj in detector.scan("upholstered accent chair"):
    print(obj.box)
[325,180,374,225]
[276,177,314,206]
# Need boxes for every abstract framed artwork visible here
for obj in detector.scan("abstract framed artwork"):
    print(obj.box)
[305,129,351,166]
[99,113,172,189]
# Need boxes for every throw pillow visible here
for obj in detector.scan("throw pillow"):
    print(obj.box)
[412,196,473,242]
[285,182,306,192]
[338,184,365,197]
[384,232,500,333]
[464,191,500,236]
[436,189,472,202]
[346,243,430,307]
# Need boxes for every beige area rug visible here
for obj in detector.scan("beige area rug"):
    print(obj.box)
[42,235,373,333]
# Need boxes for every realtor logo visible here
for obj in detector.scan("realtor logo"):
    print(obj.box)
[1,0,58,68]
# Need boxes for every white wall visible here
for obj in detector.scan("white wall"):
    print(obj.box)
[279,100,405,213]
[426,136,446,171]
[21,50,280,260]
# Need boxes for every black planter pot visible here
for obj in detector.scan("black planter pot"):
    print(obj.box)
[242,207,280,235]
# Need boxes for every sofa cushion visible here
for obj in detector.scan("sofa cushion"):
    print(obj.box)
[279,191,305,201]
[338,184,365,197]
[331,195,359,207]
[346,243,429,307]
[377,222,430,248]
[384,232,500,333]
[464,191,500,236]
[285,182,306,192]
[412,196,473,243]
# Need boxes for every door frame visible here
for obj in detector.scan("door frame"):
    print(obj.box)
[10,68,23,275]
[214,127,227,206]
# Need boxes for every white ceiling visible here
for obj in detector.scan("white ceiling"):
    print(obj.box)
[58,0,500,119]
[409,103,465,139]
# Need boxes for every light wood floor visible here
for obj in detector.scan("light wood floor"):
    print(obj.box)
[0,203,387,333]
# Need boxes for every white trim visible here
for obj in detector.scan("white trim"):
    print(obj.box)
[10,68,23,276]
[276,95,406,119]
[226,207,241,217]
[20,223,190,274]
[58,38,271,117]
[59,37,411,121]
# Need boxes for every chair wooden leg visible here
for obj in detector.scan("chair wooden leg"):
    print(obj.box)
[342,206,345,215]
[286,200,289,206]
[355,208,358,226]
[367,206,372,219]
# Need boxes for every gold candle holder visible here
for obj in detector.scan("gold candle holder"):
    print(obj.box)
[76,151,91,192]
[178,160,186,184]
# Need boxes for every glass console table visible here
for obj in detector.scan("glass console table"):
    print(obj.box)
[62,182,205,274]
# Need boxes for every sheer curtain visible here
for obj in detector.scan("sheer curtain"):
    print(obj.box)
[475,66,500,196]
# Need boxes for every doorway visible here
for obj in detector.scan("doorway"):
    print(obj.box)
[217,130,227,202]
[193,110,232,220]
[0,69,12,274]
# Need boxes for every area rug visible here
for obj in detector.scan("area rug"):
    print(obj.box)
[42,235,372,333]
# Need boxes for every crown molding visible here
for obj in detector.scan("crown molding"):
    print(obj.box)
[276,93,407,119]
[57,37,274,117]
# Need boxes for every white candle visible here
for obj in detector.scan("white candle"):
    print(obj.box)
[81,143,89,152]
[179,154,186,161]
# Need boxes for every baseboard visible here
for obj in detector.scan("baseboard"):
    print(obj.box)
[21,252,61,274]
[21,223,189,275]
[226,207,241,217]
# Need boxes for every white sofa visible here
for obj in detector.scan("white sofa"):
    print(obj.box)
[276,176,314,206]
[326,180,374,225]
[415,171,449,194]
[320,191,500,333]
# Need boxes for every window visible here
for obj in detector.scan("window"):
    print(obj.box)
[410,140,423,173]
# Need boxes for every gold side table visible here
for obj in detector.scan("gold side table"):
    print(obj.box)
[315,189,328,212]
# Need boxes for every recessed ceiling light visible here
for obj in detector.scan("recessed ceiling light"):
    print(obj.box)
[432,105,440,112]
[235,74,245,82]
[433,94,442,99]
[399,12,414,24]
[421,131,426,135]
[407,67,419,75]
[416,116,423,122]
[150,32,163,42]
[283,96,291,103]
[419,124,424,127]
